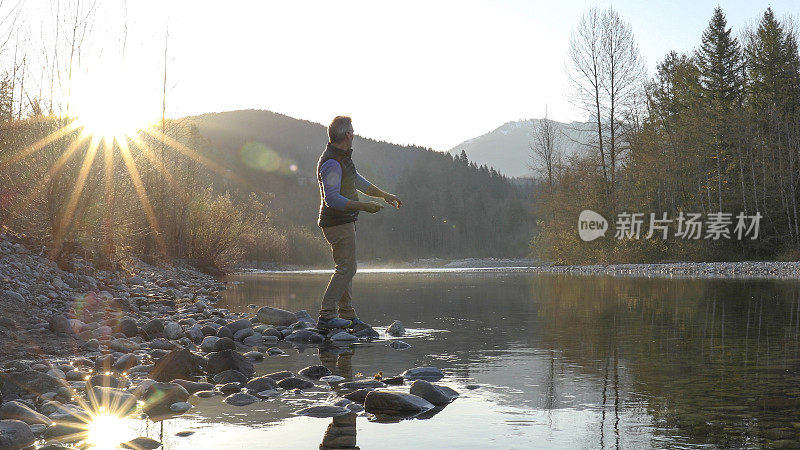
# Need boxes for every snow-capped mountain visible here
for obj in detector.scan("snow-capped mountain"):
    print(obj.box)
[447,119,594,178]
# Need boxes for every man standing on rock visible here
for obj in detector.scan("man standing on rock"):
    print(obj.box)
[316,115,402,331]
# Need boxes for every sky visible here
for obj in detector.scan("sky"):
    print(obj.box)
[13,0,800,151]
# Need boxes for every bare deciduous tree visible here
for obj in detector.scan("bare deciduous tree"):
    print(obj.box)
[529,106,560,189]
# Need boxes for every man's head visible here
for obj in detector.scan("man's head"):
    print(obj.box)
[328,115,354,149]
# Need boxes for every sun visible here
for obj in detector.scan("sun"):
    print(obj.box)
[69,63,160,142]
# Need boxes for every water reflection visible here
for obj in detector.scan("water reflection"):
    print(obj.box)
[204,272,800,448]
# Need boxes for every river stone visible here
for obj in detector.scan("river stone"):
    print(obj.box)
[266,347,286,356]
[113,353,138,372]
[256,306,298,326]
[194,390,216,398]
[294,310,316,328]
[298,365,332,380]
[206,350,255,376]
[149,349,202,382]
[143,318,165,339]
[261,327,282,339]
[121,436,162,449]
[402,366,444,381]
[142,382,190,416]
[224,392,258,406]
[294,405,352,418]
[213,370,249,384]
[0,370,64,397]
[186,325,204,342]
[118,318,139,337]
[340,380,386,390]
[233,327,254,341]
[171,379,214,394]
[217,382,242,394]
[216,326,234,339]
[265,370,293,381]
[0,401,53,425]
[163,322,183,340]
[48,314,72,334]
[0,419,35,449]
[110,338,140,353]
[284,329,325,343]
[227,318,253,335]
[364,391,435,414]
[244,351,265,361]
[330,331,358,342]
[353,326,380,340]
[343,388,374,404]
[383,376,405,385]
[255,389,280,398]
[277,377,314,390]
[200,336,220,352]
[242,334,263,347]
[386,320,405,336]
[320,375,346,383]
[212,337,236,352]
[384,337,410,350]
[246,376,279,392]
[169,402,192,413]
[409,380,459,405]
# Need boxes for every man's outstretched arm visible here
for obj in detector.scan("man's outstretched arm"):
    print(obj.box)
[355,171,403,208]
[320,160,383,212]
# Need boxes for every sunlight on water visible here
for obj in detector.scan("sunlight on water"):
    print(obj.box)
[245,266,537,274]
[86,410,137,449]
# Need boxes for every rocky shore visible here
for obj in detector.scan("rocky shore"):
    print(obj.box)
[0,233,458,449]
[529,260,800,280]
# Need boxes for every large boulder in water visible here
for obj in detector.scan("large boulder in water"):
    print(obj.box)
[141,382,190,416]
[149,349,203,382]
[409,380,459,405]
[206,349,255,376]
[402,366,444,381]
[364,391,434,414]
[256,306,297,327]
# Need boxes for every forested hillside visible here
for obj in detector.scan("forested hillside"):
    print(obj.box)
[535,6,800,263]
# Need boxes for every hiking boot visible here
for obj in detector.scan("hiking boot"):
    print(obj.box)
[348,317,372,333]
[316,317,353,330]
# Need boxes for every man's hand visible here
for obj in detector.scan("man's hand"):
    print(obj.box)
[361,201,384,213]
[383,193,402,208]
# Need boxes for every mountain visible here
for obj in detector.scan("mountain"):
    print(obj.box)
[184,109,536,262]
[447,119,594,178]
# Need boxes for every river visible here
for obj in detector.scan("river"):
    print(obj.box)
[133,269,800,449]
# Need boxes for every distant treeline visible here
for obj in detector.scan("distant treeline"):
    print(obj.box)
[533,6,800,263]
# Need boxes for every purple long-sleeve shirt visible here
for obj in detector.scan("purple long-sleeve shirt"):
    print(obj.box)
[319,159,373,209]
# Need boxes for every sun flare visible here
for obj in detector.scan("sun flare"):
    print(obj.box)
[86,411,137,449]
[69,64,160,142]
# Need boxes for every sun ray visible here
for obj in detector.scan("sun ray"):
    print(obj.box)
[102,138,116,260]
[48,135,101,259]
[9,129,90,214]
[128,134,180,194]
[118,138,168,257]
[0,119,80,169]
[143,127,254,190]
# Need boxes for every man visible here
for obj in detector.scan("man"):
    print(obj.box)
[316,115,402,331]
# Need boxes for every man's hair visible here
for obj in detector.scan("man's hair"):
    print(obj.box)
[328,116,353,143]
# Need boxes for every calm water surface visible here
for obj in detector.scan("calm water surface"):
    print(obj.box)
[140,270,800,449]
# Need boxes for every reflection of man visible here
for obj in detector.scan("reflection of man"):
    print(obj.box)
[319,412,358,450]
[318,346,354,379]
[319,346,358,449]
[316,115,402,331]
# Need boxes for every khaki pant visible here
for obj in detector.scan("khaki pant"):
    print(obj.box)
[319,222,357,321]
